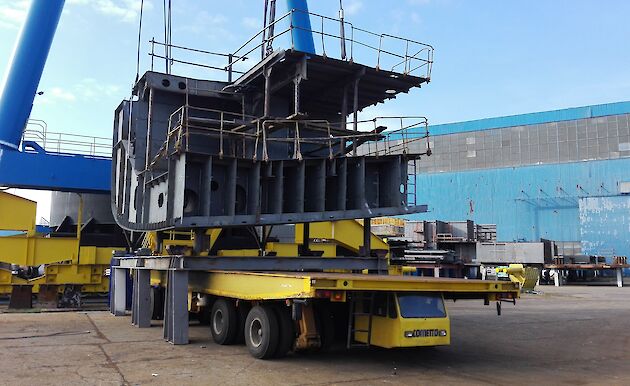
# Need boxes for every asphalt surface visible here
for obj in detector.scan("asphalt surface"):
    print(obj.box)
[0,285,629,385]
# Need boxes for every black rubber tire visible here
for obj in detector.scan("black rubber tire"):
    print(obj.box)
[272,304,295,358]
[210,298,238,345]
[235,302,251,344]
[244,305,280,359]
[149,286,165,320]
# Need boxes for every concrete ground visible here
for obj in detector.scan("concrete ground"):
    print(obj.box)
[0,286,629,385]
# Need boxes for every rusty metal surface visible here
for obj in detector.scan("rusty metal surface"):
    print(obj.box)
[37,284,59,308]
[8,285,33,309]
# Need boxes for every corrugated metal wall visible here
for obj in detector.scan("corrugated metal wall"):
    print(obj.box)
[410,158,630,244]
[407,102,630,258]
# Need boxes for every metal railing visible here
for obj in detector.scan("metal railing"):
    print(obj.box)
[147,9,433,82]
[149,39,248,82]
[353,117,431,157]
[258,119,336,161]
[21,120,112,158]
[229,9,434,79]
[148,103,430,169]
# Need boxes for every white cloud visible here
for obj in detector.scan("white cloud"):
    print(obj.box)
[0,0,29,30]
[68,0,153,23]
[38,87,76,104]
[344,0,363,16]
[50,87,77,101]
[241,16,259,30]
[0,0,154,29]
[37,79,123,105]
[179,11,232,41]
[74,78,122,101]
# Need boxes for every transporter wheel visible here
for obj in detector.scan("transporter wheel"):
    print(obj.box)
[245,305,279,359]
[210,298,238,345]
[273,304,295,358]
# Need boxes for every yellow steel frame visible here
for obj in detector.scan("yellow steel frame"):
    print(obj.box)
[0,246,119,294]
[0,192,122,295]
[0,236,78,266]
[189,271,315,300]
[295,220,389,255]
[0,192,36,232]
[148,220,385,259]
[307,273,520,297]
[186,271,519,301]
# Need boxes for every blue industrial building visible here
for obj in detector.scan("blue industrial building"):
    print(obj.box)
[410,101,630,260]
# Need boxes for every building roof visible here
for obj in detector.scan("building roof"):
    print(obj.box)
[430,101,630,136]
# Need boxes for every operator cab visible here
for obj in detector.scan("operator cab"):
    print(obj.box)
[354,292,450,348]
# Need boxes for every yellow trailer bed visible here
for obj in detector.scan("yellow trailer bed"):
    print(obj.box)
[187,270,519,301]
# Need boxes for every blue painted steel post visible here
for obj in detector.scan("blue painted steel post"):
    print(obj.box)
[0,0,65,149]
[286,0,316,54]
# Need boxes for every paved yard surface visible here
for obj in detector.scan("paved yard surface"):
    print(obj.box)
[1,286,629,385]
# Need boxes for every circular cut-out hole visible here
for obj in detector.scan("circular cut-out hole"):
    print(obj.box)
[178,81,186,90]
[211,180,219,191]
[162,79,171,87]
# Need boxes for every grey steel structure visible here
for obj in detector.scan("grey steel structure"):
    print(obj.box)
[112,9,433,233]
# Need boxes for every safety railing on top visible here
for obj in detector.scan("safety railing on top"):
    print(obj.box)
[148,9,433,82]
[21,120,112,158]
[230,9,433,78]
[148,39,248,82]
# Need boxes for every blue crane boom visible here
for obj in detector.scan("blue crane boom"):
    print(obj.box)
[286,0,316,54]
[0,0,65,150]
[0,0,315,193]
[0,0,109,192]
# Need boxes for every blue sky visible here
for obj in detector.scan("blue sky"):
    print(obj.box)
[1,0,629,222]
[1,0,630,141]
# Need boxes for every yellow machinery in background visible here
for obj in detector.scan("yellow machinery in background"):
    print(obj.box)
[494,264,540,291]
[0,191,121,307]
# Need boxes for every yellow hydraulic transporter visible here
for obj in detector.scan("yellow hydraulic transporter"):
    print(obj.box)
[108,0,520,360]
[113,223,519,358]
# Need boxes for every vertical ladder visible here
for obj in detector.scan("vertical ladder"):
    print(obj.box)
[346,291,375,349]
[407,159,418,206]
